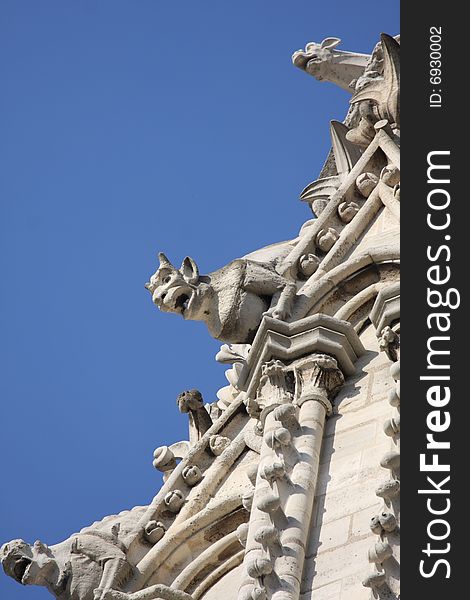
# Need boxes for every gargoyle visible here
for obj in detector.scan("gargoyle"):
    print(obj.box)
[145,253,297,343]
[177,389,213,443]
[0,529,132,600]
[292,37,370,92]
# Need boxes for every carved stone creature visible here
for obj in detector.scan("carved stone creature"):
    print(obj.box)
[292,37,370,91]
[347,34,400,146]
[0,531,132,600]
[145,253,297,343]
[89,587,193,600]
[176,389,213,443]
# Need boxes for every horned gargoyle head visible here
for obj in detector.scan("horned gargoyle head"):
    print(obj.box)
[145,253,212,321]
[292,38,342,79]
[292,37,370,92]
[0,539,56,588]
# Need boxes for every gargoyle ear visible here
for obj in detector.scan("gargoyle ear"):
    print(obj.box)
[321,37,341,50]
[181,256,199,284]
[33,540,50,555]
[158,252,174,269]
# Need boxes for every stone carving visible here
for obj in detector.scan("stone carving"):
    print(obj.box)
[293,353,344,412]
[176,389,213,443]
[145,253,297,343]
[356,172,379,197]
[0,532,132,600]
[364,328,400,595]
[208,434,231,456]
[337,200,360,223]
[236,523,250,548]
[362,570,387,590]
[316,227,339,252]
[91,587,193,600]
[370,283,400,335]
[181,465,203,486]
[375,480,400,500]
[253,525,280,549]
[298,253,320,277]
[152,445,177,473]
[292,37,370,91]
[347,34,400,146]
[368,541,393,565]
[239,338,350,600]
[153,441,190,479]
[215,344,250,411]
[164,490,185,513]
[256,492,281,515]
[143,521,166,545]
[242,490,254,512]
[383,415,400,437]
[215,343,251,364]
[378,326,400,361]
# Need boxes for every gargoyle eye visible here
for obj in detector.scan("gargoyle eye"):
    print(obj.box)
[163,276,171,284]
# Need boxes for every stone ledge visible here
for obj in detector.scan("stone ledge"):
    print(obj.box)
[238,314,365,398]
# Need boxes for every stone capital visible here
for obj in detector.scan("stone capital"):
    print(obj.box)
[292,353,344,415]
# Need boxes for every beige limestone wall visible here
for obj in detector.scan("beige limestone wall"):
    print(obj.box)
[300,324,395,600]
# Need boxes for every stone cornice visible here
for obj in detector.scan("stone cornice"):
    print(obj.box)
[238,314,364,400]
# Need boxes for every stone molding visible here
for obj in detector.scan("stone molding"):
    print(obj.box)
[238,314,364,400]
[370,282,400,335]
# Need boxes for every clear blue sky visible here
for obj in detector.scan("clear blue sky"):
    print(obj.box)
[0,2,399,598]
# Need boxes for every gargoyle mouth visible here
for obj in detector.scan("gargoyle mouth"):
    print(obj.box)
[292,49,309,69]
[174,292,191,314]
[154,286,195,317]
[13,556,32,584]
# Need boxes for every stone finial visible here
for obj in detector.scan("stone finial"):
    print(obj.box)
[153,446,177,472]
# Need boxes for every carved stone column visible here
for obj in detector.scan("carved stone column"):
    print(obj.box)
[362,286,400,596]
[237,315,363,600]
